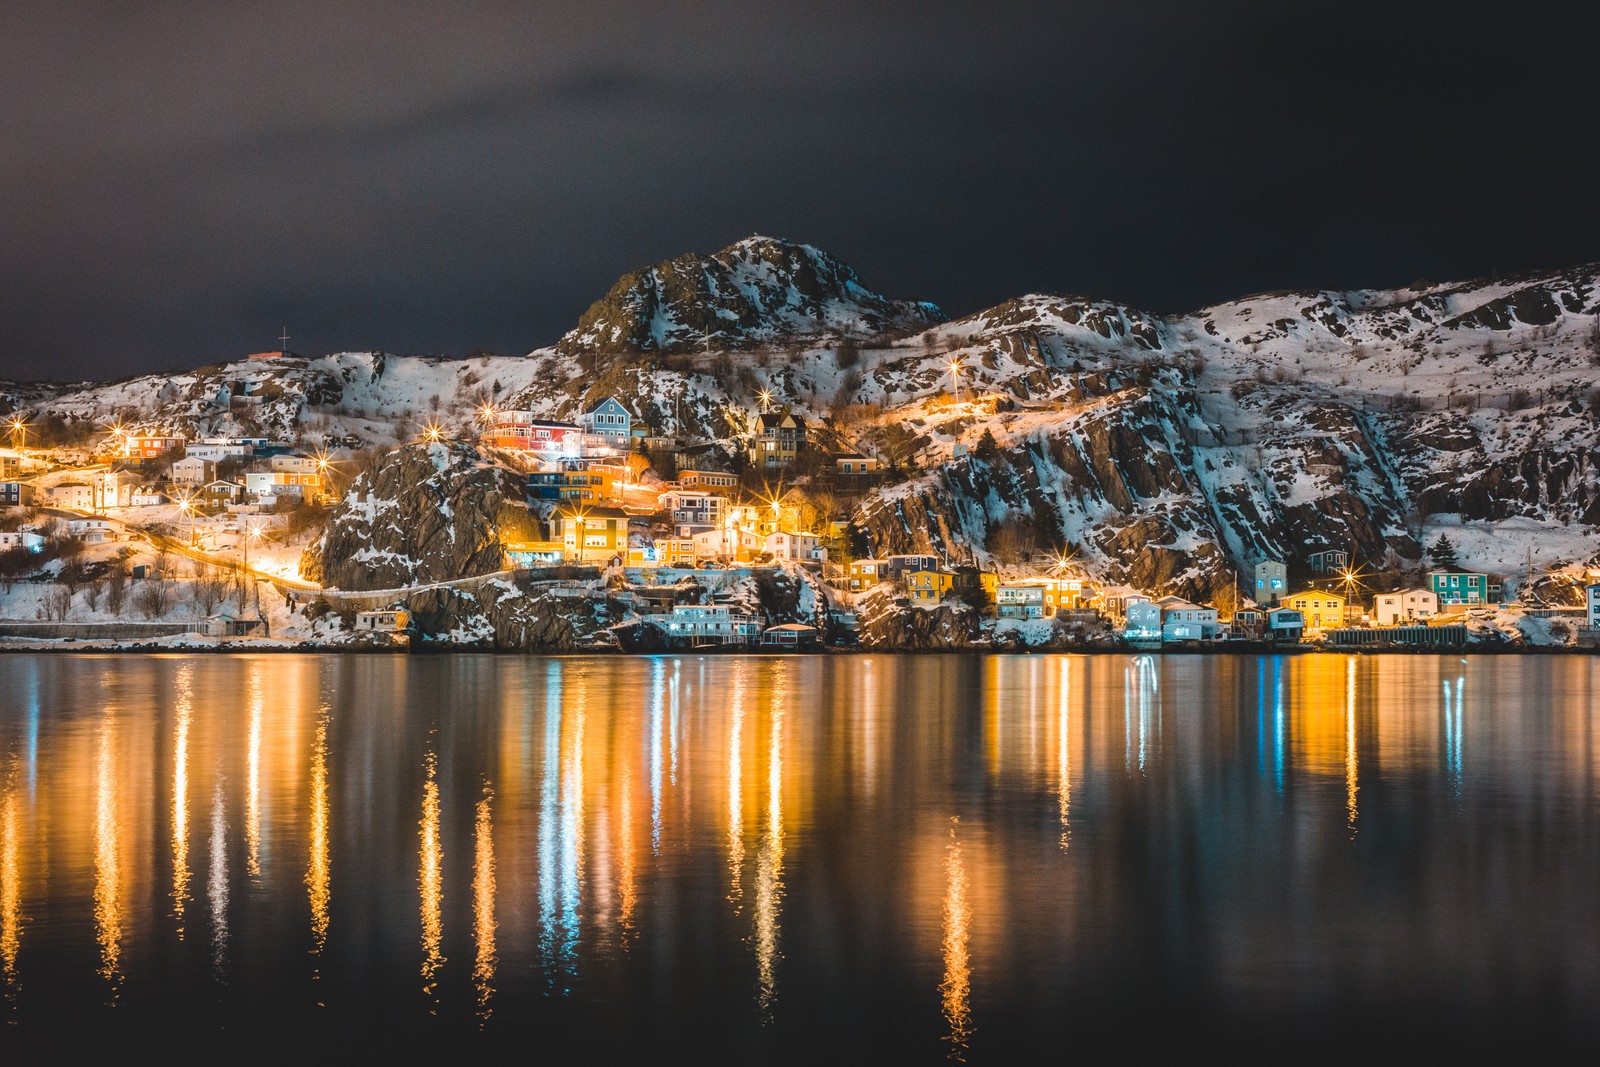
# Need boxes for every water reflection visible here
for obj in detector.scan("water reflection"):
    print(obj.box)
[940,817,973,1062]
[172,664,193,936]
[1,757,20,1005]
[753,675,784,1018]
[0,653,1597,1053]
[93,714,123,999]
[307,706,330,961]
[473,783,497,1024]
[419,748,444,1002]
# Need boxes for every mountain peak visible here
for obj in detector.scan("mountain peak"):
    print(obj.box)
[556,238,945,356]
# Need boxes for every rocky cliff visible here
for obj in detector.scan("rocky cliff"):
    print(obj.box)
[301,442,533,590]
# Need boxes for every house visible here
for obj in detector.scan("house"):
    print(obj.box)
[661,489,728,530]
[1158,597,1223,642]
[1373,588,1440,626]
[905,569,954,603]
[647,604,764,646]
[269,453,320,474]
[1428,570,1492,606]
[1267,607,1305,643]
[46,481,94,511]
[93,469,141,509]
[1254,560,1287,607]
[1281,589,1347,631]
[1,480,34,508]
[550,504,631,562]
[504,540,564,568]
[192,612,263,637]
[848,558,886,590]
[691,525,763,563]
[123,434,186,460]
[129,485,170,506]
[170,457,215,485]
[200,479,242,509]
[833,452,881,476]
[950,567,998,609]
[1231,607,1266,640]
[653,536,697,568]
[185,439,255,462]
[527,468,611,504]
[1123,600,1163,642]
[579,397,633,453]
[748,412,807,469]
[676,469,738,490]
[1306,548,1349,574]
[484,412,583,456]
[997,580,1049,619]
[762,622,820,649]
[244,470,320,501]
[1587,583,1600,630]
[882,554,941,583]
[354,608,411,633]
[765,530,826,564]
[0,530,44,553]
[65,518,114,544]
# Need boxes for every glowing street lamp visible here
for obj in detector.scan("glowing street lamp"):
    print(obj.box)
[757,389,773,414]
[178,493,199,546]
[948,358,963,401]
[422,421,444,444]
[7,416,25,452]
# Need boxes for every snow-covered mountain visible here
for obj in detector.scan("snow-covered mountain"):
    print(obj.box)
[5,239,1598,600]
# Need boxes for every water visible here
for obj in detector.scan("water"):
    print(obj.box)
[0,652,1597,1061]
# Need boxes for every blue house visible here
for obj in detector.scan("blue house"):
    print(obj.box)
[580,397,632,453]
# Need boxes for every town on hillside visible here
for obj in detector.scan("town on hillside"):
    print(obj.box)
[2,395,1599,652]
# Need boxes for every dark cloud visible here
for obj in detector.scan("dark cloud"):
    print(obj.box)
[2,1,1594,382]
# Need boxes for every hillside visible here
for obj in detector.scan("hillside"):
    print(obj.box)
[5,240,1599,602]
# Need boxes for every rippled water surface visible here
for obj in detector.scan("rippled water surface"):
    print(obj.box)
[1,652,1598,1061]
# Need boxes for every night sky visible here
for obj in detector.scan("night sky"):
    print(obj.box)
[3,1,1593,383]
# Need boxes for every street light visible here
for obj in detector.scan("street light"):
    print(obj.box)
[7,416,25,452]
[178,493,198,546]
[948,358,963,401]
[422,421,444,444]
[757,389,773,414]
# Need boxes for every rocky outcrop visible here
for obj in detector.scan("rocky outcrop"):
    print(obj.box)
[557,235,944,356]
[302,442,533,590]
[855,587,983,650]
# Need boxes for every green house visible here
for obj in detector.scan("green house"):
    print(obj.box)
[1428,570,1490,605]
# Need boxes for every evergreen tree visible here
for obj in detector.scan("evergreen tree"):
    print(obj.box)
[1427,534,1459,570]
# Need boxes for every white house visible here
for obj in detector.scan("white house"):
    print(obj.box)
[649,604,764,646]
[1159,597,1223,642]
[170,456,215,485]
[691,525,763,562]
[1123,600,1163,641]
[129,485,170,506]
[244,470,318,501]
[764,530,826,563]
[661,489,728,530]
[355,608,411,632]
[46,482,95,511]
[580,397,632,453]
[66,518,114,543]
[997,581,1048,619]
[1268,607,1305,642]
[1254,560,1287,606]
[1373,588,1440,626]
[185,440,254,462]
[0,530,45,552]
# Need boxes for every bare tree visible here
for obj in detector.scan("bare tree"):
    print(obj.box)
[42,584,73,621]
[83,576,104,612]
[105,566,129,616]
[134,579,174,619]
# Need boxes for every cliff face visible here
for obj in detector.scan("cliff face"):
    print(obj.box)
[301,442,532,590]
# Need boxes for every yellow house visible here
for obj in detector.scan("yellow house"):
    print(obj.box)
[551,504,629,562]
[905,569,954,603]
[1282,589,1347,631]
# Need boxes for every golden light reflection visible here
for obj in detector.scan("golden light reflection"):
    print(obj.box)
[307,707,330,959]
[419,750,444,1002]
[473,784,497,1023]
[1345,657,1359,834]
[617,759,637,942]
[246,667,263,879]
[754,684,784,1017]
[172,665,193,936]
[1057,659,1071,851]
[93,717,123,998]
[727,672,746,907]
[1,763,20,1001]
[940,817,973,1062]
[210,780,228,978]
